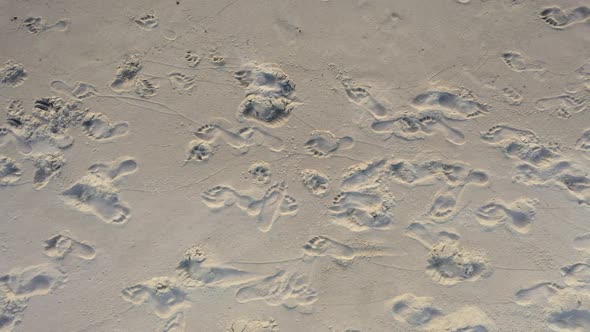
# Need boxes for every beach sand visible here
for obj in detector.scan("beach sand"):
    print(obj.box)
[1,0,590,331]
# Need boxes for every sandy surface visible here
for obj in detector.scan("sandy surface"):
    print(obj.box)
[1,0,590,331]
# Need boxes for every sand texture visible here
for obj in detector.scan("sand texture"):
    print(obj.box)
[1,0,590,331]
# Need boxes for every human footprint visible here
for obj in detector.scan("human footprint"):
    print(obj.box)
[476,198,538,234]
[43,232,96,260]
[303,236,355,260]
[540,6,590,29]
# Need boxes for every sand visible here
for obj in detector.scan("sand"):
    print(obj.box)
[0,0,590,331]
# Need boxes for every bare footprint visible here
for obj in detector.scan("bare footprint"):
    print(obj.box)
[540,6,590,29]
[22,16,47,34]
[343,83,389,118]
[193,123,284,156]
[576,60,590,81]
[5,99,24,123]
[576,129,590,159]
[303,235,395,262]
[476,198,538,234]
[202,182,298,232]
[411,91,489,119]
[422,166,488,222]
[27,153,65,190]
[0,60,27,88]
[111,55,143,93]
[503,0,525,7]
[0,126,32,154]
[0,292,26,332]
[433,160,489,187]
[88,157,138,180]
[340,159,386,192]
[428,188,461,221]
[373,111,465,145]
[2,96,87,153]
[22,16,70,34]
[389,293,494,331]
[161,312,185,332]
[482,125,561,167]
[186,140,216,162]
[0,264,65,331]
[573,233,590,253]
[234,62,295,98]
[201,185,255,210]
[547,309,590,332]
[515,282,570,308]
[483,126,590,205]
[235,63,298,127]
[0,155,23,186]
[32,96,88,146]
[237,94,296,128]
[184,51,201,68]
[556,172,590,205]
[82,112,128,141]
[194,123,249,152]
[426,241,492,286]
[121,277,190,319]
[248,162,272,185]
[405,221,460,249]
[53,77,154,103]
[371,116,425,141]
[535,90,589,118]
[329,191,394,231]
[168,72,195,92]
[62,179,131,224]
[500,86,524,106]
[43,232,96,260]
[134,79,158,98]
[561,263,590,288]
[425,306,495,332]
[389,293,442,326]
[386,160,421,185]
[417,113,466,145]
[514,263,590,331]
[387,159,488,217]
[505,140,560,167]
[235,270,318,309]
[210,54,225,66]
[134,13,159,31]
[303,236,355,260]
[513,161,584,191]
[515,280,584,325]
[239,127,285,152]
[300,169,330,196]
[501,52,544,72]
[304,130,354,158]
[252,182,299,232]
[62,157,137,224]
[336,159,397,230]
[226,318,279,332]
[176,246,259,288]
[332,207,394,232]
[330,191,383,212]
[480,124,538,144]
[50,80,98,100]
[0,264,66,298]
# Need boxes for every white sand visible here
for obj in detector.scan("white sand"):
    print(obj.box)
[1,0,590,331]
